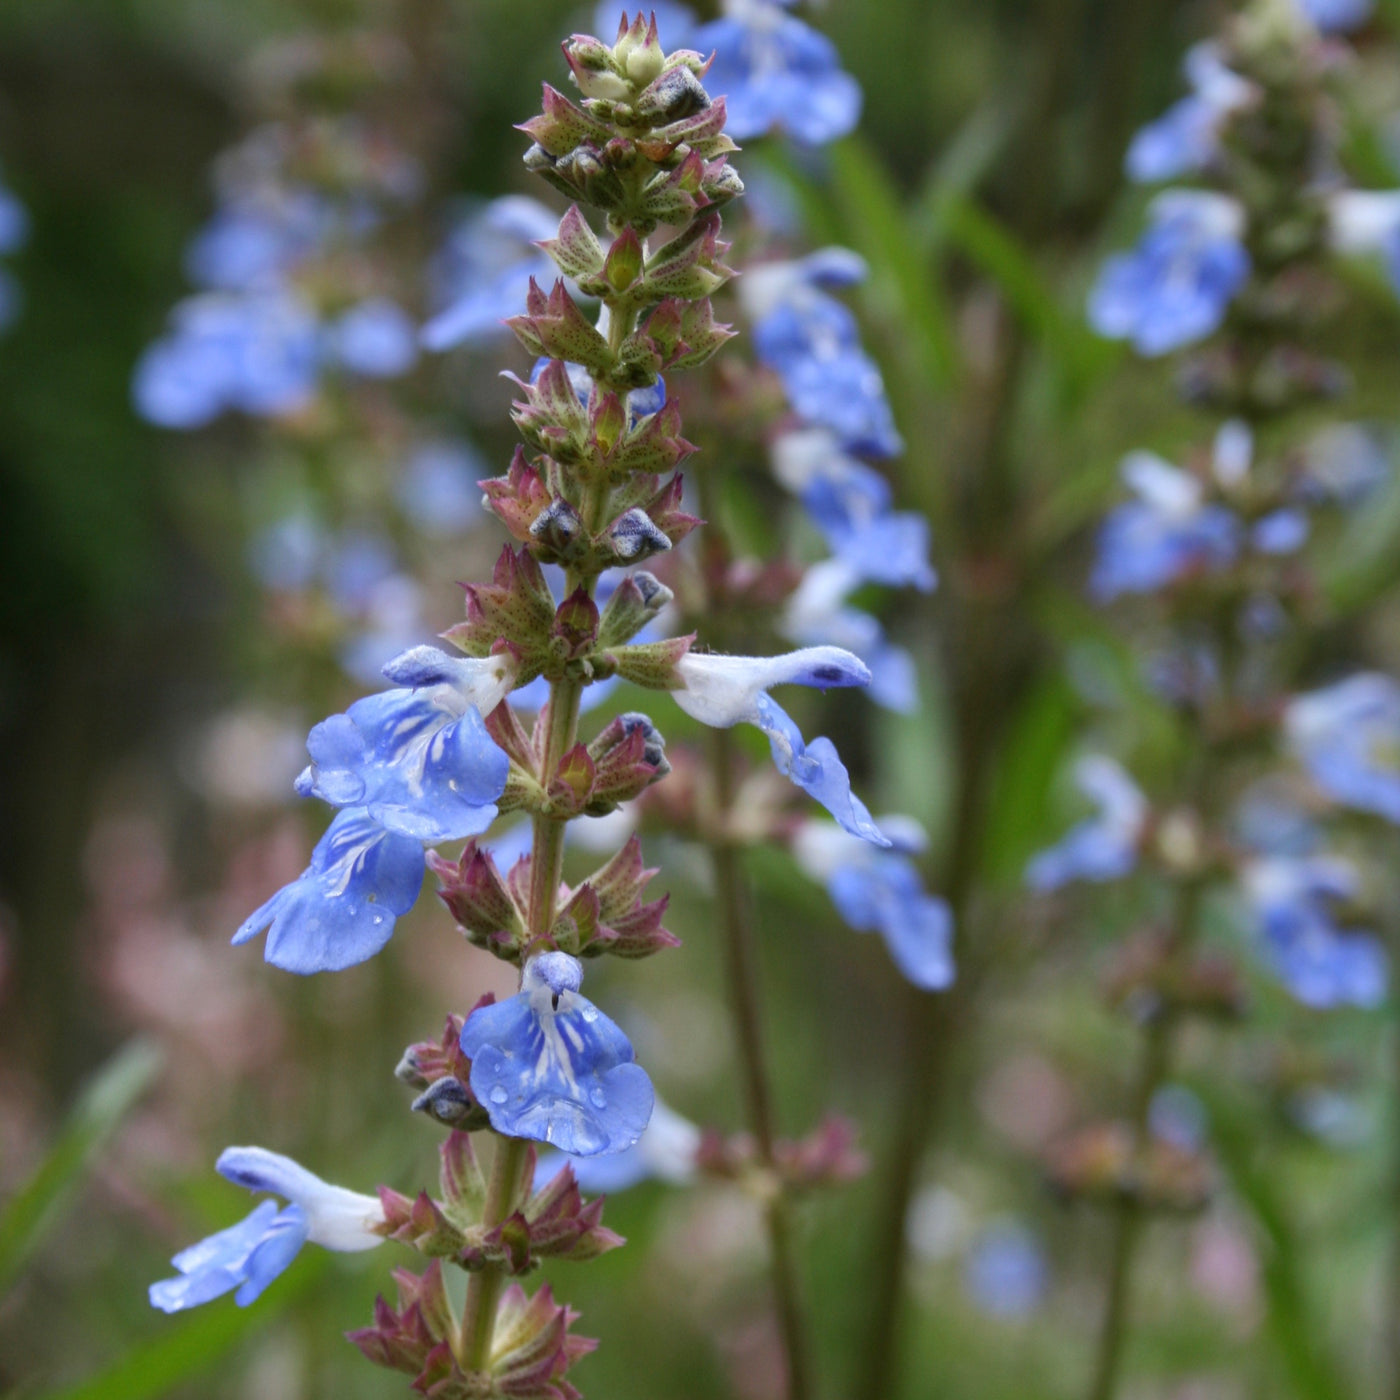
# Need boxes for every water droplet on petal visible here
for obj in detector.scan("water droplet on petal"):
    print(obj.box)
[580,1004,599,1023]
[489,1085,508,1105]
[589,1087,607,1108]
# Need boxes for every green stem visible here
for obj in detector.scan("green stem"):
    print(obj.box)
[460,1134,530,1370]
[709,725,813,1400]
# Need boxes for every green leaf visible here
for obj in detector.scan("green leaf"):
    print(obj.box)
[939,194,1118,398]
[33,1258,325,1400]
[1189,1078,1349,1400]
[0,1039,163,1296]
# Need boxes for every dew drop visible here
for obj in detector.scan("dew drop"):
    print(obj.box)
[489,1085,509,1105]
[589,1087,607,1108]
[580,1005,599,1023]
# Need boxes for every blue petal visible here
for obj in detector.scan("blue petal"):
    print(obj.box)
[462,990,655,1156]
[329,298,419,378]
[150,1201,308,1313]
[233,809,425,973]
[299,688,507,842]
[829,860,954,990]
[753,694,888,846]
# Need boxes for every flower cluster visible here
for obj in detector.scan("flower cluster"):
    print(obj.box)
[149,15,898,1396]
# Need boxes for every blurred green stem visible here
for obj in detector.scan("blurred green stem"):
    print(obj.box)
[709,724,813,1400]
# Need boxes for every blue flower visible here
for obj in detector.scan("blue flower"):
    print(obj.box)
[1088,191,1249,355]
[671,646,889,844]
[695,0,861,146]
[1286,673,1400,823]
[794,818,954,990]
[963,1220,1048,1319]
[326,297,419,378]
[184,191,329,291]
[0,177,29,255]
[1091,451,1240,601]
[422,196,559,351]
[295,646,511,843]
[150,1147,384,1313]
[1125,44,1254,184]
[1243,856,1386,1008]
[461,952,655,1156]
[132,291,321,428]
[1298,0,1372,31]
[1026,756,1148,891]
[533,1098,701,1195]
[746,253,902,458]
[803,479,936,591]
[1252,507,1309,555]
[232,808,426,973]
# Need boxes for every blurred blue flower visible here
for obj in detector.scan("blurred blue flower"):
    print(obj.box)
[1252,507,1309,555]
[133,291,321,428]
[422,195,559,350]
[594,1,697,48]
[295,647,511,843]
[671,647,888,844]
[533,1098,701,1195]
[1298,0,1373,31]
[184,191,329,291]
[963,1220,1048,1319]
[1089,191,1249,355]
[1286,673,1400,823]
[232,808,425,973]
[1091,451,1240,601]
[461,952,655,1156]
[0,176,29,255]
[396,439,487,536]
[150,1147,383,1313]
[794,818,954,990]
[695,0,861,146]
[1243,855,1386,1008]
[746,253,902,458]
[1026,756,1148,891]
[326,297,418,378]
[1125,44,1254,183]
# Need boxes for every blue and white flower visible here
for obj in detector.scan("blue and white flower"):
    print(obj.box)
[149,1147,384,1313]
[671,646,889,844]
[1125,44,1255,184]
[295,646,512,843]
[1286,673,1400,823]
[1242,855,1386,1008]
[1089,190,1249,355]
[694,0,862,147]
[1091,449,1240,601]
[461,952,655,1156]
[793,817,953,990]
[1026,756,1148,891]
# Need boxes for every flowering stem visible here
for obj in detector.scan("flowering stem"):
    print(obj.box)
[709,725,813,1400]
[1084,878,1199,1400]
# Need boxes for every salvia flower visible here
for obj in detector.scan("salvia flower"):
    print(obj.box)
[793,817,954,990]
[1297,0,1373,32]
[1088,190,1249,355]
[671,646,889,844]
[1091,449,1240,601]
[694,0,862,147]
[534,1098,701,1195]
[747,251,902,458]
[150,1147,384,1312]
[295,645,512,842]
[1242,855,1386,1008]
[1286,673,1400,823]
[1125,43,1255,184]
[1026,756,1148,891]
[232,808,426,973]
[461,952,655,1156]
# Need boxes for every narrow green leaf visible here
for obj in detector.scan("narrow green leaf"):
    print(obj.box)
[0,1039,163,1295]
[33,1259,324,1400]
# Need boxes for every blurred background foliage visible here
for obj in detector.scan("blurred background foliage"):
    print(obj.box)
[5,0,1400,1398]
